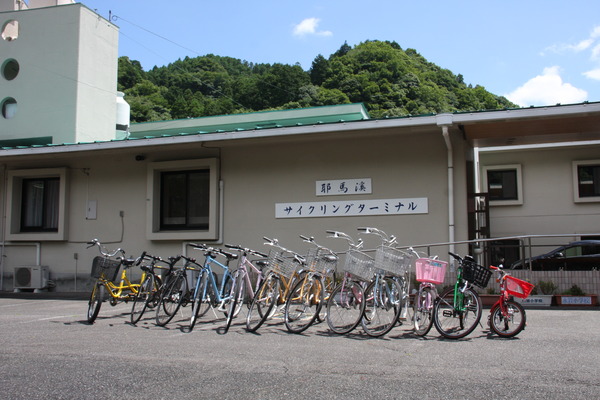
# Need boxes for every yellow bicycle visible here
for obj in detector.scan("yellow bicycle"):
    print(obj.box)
[86,239,143,323]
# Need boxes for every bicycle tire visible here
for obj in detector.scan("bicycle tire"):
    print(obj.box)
[189,270,209,332]
[326,279,366,335]
[224,270,247,333]
[87,281,105,323]
[489,299,526,338]
[156,273,187,327]
[284,274,324,334]
[433,286,482,339]
[130,273,156,325]
[413,286,435,336]
[361,276,402,337]
[246,273,280,332]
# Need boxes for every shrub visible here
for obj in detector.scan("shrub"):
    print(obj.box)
[562,284,585,296]
[538,280,558,295]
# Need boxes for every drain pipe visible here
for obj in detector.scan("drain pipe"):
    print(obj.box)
[437,115,456,259]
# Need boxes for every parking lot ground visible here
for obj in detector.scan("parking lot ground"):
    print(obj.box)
[0,297,599,399]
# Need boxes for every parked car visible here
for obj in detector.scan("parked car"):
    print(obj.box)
[510,240,600,271]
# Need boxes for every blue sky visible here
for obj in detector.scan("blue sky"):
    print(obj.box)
[81,0,600,107]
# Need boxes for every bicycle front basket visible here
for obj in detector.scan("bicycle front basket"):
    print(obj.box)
[305,248,338,275]
[91,256,121,282]
[374,246,411,276]
[266,249,298,279]
[415,258,447,285]
[343,250,375,281]
[462,260,492,288]
[505,276,534,299]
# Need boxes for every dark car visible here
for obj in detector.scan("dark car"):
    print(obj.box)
[510,240,600,271]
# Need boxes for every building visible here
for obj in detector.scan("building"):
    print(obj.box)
[1,1,599,294]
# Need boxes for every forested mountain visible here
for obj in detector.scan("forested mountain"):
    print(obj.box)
[118,40,517,122]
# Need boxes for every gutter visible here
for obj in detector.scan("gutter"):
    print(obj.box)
[437,115,456,259]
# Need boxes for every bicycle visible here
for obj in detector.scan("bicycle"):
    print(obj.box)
[130,253,181,325]
[412,255,448,336]
[246,237,302,333]
[155,256,198,327]
[222,243,268,333]
[188,244,239,332]
[432,252,491,339]
[325,230,371,335]
[487,264,534,337]
[283,235,337,334]
[357,227,407,337]
[86,239,142,324]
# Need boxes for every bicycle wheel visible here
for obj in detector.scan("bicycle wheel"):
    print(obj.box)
[361,276,402,337]
[246,273,280,332]
[156,273,187,327]
[326,279,366,335]
[224,270,247,333]
[413,286,435,336]
[131,273,155,325]
[433,286,482,339]
[284,274,324,334]
[87,281,105,323]
[189,270,210,331]
[489,300,526,338]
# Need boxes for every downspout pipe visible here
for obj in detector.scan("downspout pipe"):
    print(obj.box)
[437,115,456,259]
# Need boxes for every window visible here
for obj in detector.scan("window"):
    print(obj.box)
[147,159,219,241]
[482,164,523,206]
[6,168,68,241]
[573,160,600,202]
[21,177,60,232]
[160,170,210,230]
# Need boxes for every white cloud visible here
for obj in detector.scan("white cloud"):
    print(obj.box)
[542,25,600,55]
[292,18,332,37]
[583,68,600,80]
[505,66,588,107]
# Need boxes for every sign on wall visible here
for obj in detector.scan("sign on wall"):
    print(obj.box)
[316,178,372,196]
[276,198,428,219]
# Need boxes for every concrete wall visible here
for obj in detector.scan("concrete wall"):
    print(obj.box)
[479,143,600,241]
[0,125,471,292]
[0,4,118,144]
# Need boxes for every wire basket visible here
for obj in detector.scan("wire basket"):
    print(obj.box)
[505,276,535,299]
[374,246,412,276]
[462,260,492,288]
[305,248,338,275]
[415,258,448,285]
[91,256,121,282]
[266,249,298,279]
[343,250,375,281]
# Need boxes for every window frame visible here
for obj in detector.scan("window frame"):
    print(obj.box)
[573,160,600,203]
[482,164,523,206]
[146,158,219,241]
[6,168,69,241]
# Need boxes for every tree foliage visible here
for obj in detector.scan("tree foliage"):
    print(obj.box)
[118,40,517,122]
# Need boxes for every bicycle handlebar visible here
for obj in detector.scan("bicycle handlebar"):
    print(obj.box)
[225,244,268,258]
[189,243,239,260]
[357,227,397,246]
[86,238,125,258]
[326,230,363,250]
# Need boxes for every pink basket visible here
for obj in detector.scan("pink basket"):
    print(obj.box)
[415,258,447,285]
[505,276,534,299]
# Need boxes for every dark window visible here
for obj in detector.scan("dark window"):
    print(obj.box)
[21,177,60,232]
[160,169,210,230]
[577,164,600,197]
[487,169,518,201]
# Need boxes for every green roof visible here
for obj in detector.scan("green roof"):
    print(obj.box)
[128,103,370,138]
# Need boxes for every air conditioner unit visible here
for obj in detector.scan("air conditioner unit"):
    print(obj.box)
[14,266,49,290]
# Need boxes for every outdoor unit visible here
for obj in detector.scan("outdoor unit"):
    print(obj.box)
[13,266,49,290]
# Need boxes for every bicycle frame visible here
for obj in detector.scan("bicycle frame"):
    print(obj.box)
[194,251,234,306]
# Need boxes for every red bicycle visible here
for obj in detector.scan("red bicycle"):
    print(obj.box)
[488,265,534,337]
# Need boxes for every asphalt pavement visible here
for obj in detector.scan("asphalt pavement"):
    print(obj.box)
[0,296,599,399]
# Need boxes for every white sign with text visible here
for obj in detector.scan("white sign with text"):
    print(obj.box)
[316,178,372,196]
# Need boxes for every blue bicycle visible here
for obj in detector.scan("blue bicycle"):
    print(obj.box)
[188,244,238,332]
